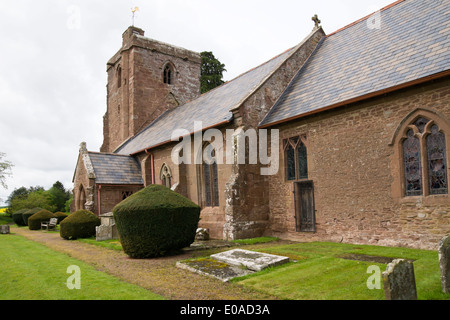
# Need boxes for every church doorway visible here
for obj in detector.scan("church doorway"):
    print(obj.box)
[294,181,316,232]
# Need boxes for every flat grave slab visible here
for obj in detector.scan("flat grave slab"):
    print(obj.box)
[177,249,290,282]
[210,249,290,272]
[176,259,253,282]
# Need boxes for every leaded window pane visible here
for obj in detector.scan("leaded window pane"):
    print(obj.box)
[298,143,308,179]
[212,162,219,207]
[403,130,423,196]
[286,144,296,181]
[203,163,212,206]
[414,117,430,133]
[427,125,448,195]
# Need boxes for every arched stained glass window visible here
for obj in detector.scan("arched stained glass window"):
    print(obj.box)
[427,125,448,195]
[284,136,308,181]
[403,130,422,196]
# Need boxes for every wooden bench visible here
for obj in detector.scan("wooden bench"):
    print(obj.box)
[41,218,58,231]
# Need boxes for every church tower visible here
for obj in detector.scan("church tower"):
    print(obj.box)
[101,26,202,153]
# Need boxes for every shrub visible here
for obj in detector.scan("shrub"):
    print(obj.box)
[113,184,201,259]
[12,209,29,226]
[54,212,68,224]
[28,209,57,230]
[22,207,44,226]
[60,210,100,240]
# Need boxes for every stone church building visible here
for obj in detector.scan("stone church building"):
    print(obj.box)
[73,0,450,250]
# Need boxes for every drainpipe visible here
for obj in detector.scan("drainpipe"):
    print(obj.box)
[97,184,102,216]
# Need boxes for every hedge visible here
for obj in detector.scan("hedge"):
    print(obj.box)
[28,209,57,230]
[113,184,200,259]
[22,207,44,226]
[60,210,100,240]
[12,209,29,226]
[54,212,68,224]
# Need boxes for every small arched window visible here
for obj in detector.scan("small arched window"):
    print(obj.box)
[163,64,173,85]
[117,66,122,88]
[160,163,172,188]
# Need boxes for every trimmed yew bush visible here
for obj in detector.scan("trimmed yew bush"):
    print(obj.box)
[12,209,28,226]
[113,184,201,259]
[60,210,100,240]
[28,209,57,230]
[22,207,44,226]
[54,212,68,224]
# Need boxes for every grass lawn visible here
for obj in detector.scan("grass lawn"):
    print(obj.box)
[0,233,164,300]
[232,241,449,300]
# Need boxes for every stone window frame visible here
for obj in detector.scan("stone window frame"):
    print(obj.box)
[160,163,172,188]
[77,184,86,211]
[162,62,175,85]
[390,108,450,203]
[117,65,122,88]
[196,142,220,208]
[283,134,309,182]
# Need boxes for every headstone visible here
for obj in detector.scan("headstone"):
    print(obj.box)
[195,228,209,241]
[96,212,119,241]
[438,235,450,294]
[382,259,417,300]
[0,225,10,234]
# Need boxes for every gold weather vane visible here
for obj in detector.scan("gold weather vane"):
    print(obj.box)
[131,7,139,26]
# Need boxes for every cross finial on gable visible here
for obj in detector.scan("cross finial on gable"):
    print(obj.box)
[312,14,321,28]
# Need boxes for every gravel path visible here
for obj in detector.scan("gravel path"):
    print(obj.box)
[12,226,277,300]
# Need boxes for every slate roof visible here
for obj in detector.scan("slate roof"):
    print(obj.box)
[88,152,143,185]
[115,46,297,155]
[260,0,450,127]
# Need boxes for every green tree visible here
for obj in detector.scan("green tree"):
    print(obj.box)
[0,152,13,191]
[10,190,56,213]
[200,51,226,94]
[48,181,70,212]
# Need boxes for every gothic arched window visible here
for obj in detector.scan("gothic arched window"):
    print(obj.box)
[117,66,122,88]
[284,136,308,181]
[163,64,173,85]
[401,117,448,197]
[160,163,172,188]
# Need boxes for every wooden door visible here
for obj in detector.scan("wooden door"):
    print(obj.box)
[294,181,316,232]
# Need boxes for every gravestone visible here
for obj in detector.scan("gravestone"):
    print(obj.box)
[382,259,417,300]
[438,235,450,294]
[195,228,210,241]
[96,212,118,241]
[0,225,10,234]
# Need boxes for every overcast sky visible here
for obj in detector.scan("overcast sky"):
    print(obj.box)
[0,0,395,205]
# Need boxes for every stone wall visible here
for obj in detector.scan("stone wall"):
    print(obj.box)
[97,185,143,215]
[268,77,450,250]
[72,144,96,214]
